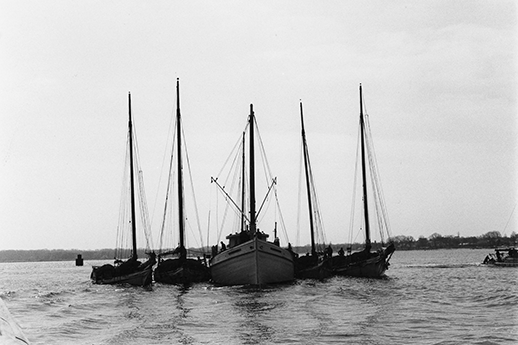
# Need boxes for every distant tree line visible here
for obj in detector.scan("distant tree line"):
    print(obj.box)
[388,231,517,250]
[1,231,516,262]
[0,249,146,263]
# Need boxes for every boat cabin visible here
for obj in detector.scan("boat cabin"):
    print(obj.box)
[226,230,269,248]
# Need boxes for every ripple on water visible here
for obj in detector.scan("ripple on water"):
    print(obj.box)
[0,251,517,344]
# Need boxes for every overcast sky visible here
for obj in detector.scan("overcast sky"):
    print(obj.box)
[0,0,516,250]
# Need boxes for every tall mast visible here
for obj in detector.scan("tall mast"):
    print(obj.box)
[249,104,256,235]
[300,102,316,257]
[176,78,186,259]
[240,131,246,232]
[128,92,138,260]
[359,84,371,251]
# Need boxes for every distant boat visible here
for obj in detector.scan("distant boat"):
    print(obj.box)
[209,104,295,286]
[331,84,395,278]
[90,93,156,287]
[295,101,332,280]
[483,247,518,267]
[154,79,210,284]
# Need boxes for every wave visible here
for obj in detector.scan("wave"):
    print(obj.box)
[400,263,480,269]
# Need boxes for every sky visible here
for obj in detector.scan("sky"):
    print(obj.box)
[0,0,516,250]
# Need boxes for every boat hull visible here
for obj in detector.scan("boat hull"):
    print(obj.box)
[332,244,395,278]
[489,261,518,267]
[333,255,388,278]
[482,248,518,267]
[295,255,332,280]
[154,258,210,284]
[210,237,295,285]
[91,265,153,287]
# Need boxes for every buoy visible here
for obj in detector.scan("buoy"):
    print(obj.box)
[75,254,84,266]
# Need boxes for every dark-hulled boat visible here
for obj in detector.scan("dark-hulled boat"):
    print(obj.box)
[331,84,395,278]
[483,247,518,267]
[91,93,156,287]
[295,101,332,280]
[209,104,295,286]
[154,79,210,284]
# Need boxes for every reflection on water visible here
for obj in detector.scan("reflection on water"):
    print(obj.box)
[230,287,279,344]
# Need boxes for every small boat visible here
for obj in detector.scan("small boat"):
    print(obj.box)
[91,93,156,287]
[209,104,295,286]
[295,101,332,280]
[154,79,210,284]
[0,298,30,344]
[483,247,518,267]
[331,84,395,278]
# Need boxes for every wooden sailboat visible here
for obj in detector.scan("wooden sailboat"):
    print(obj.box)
[90,93,156,287]
[331,84,395,278]
[154,79,210,284]
[209,104,295,286]
[295,102,332,279]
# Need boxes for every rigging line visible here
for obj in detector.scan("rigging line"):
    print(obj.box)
[365,134,384,241]
[253,119,285,236]
[256,178,277,220]
[221,137,246,222]
[306,151,328,246]
[206,209,211,254]
[185,217,201,250]
[211,177,248,222]
[274,189,290,245]
[362,91,390,240]
[502,203,517,235]
[214,178,233,243]
[138,169,153,251]
[158,120,178,251]
[131,119,155,250]
[218,137,243,197]
[116,133,131,259]
[153,105,176,241]
[214,183,221,242]
[255,122,275,183]
[296,139,304,247]
[151,109,176,232]
[364,114,392,238]
[349,124,361,246]
[216,126,247,179]
[218,194,232,242]
[365,153,387,243]
[207,179,216,247]
[182,125,206,252]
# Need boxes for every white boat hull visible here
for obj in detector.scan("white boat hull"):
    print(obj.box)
[210,237,294,285]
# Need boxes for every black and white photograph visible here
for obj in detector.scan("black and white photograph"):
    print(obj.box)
[0,1,516,344]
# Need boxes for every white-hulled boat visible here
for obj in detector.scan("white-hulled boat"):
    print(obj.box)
[209,104,295,286]
[210,233,294,285]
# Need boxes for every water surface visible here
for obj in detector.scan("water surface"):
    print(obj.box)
[1,249,516,344]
